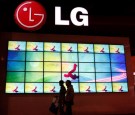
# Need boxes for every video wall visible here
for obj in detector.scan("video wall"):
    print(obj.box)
[6,41,128,93]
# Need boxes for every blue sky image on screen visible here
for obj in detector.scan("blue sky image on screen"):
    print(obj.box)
[79,53,94,62]
[80,83,96,93]
[79,73,95,82]
[95,54,110,62]
[44,83,60,93]
[27,42,43,51]
[6,83,24,93]
[110,45,124,54]
[26,52,43,61]
[96,83,112,92]
[44,52,61,61]
[7,61,25,71]
[94,44,109,53]
[112,73,127,82]
[78,44,94,53]
[8,51,25,61]
[113,83,128,92]
[26,72,43,82]
[62,43,77,52]
[95,63,111,72]
[25,83,43,93]
[44,72,61,82]
[111,63,126,72]
[44,62,61,72]
[62,53,78,62]
[96,73,111,82]
[110,54,125,63]
[8,41,26,51]
[44,42,61,52]
[79,63,95,72]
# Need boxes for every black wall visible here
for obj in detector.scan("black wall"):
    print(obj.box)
[1,0,135,55]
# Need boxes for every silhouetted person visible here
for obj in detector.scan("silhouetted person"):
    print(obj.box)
[65,80,74,115]
[59,80,66,115]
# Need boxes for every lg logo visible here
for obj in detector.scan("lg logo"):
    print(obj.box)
[14,1,47,31]
[14,1,89,31]
[55,7,88,26]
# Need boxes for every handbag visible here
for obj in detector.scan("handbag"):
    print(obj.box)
[49,103,59,114]
[49,96,59,114]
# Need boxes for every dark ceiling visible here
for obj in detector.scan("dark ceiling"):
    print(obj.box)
[1,0,135,55]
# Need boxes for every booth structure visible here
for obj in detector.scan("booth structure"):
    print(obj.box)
[0,32,135,115]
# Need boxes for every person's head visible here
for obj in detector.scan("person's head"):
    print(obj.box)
[59,80,64,86]
[66,80,71,87]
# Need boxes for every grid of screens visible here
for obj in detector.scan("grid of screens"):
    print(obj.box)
[6,41,128,93]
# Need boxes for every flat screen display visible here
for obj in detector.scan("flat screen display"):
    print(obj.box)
[6,41,128,93]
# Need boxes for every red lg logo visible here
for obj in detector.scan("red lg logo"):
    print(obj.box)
[14,1,47,31]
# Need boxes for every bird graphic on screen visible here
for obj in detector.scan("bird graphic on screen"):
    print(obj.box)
[15,45,20,50]
[102,86,107,92]
[119,86,123,92]
[100,48,105,53]
[33,45,38,51]
[32,86,37,93]
[115,48,120,53]
[84,47,89,53]
[50,86,55,93]
[86,86,91,92]
[68,47,72,52]
[64,64,78,80]
[50,46,55,51]
[13,86,18,93]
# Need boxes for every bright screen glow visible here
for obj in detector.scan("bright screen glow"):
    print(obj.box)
[6,41,128,93]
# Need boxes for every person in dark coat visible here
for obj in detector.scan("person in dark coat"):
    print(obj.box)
[59,80,66,115]
[65,80,74,115]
